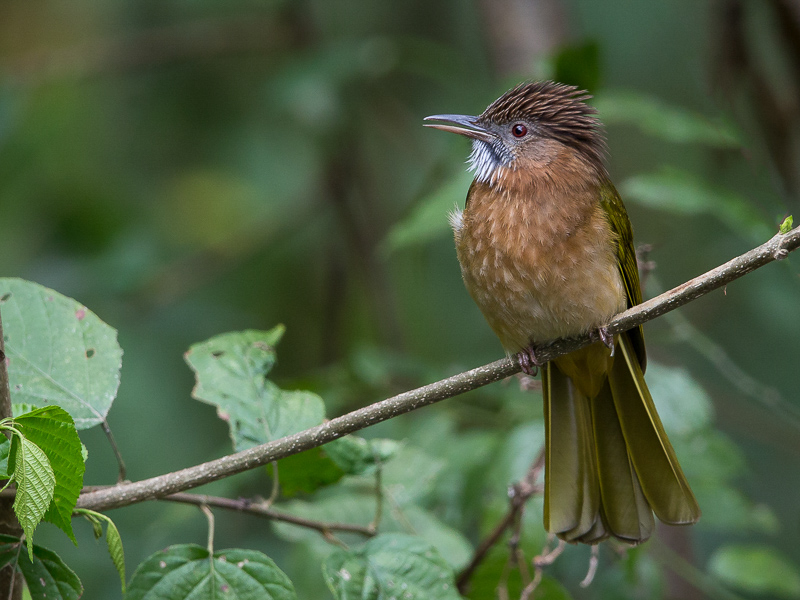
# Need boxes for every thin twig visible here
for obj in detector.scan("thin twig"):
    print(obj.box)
[100,419,127,483]
[521,539,567,600]
[162,492,374,538]
[457,449,545,593]
[580,545,599,588]
[75,227,800,513]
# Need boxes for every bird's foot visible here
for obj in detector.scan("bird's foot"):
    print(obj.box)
[596,326,615,356]
[517,345,544,376]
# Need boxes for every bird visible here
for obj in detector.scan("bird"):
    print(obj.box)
[424,81,700,544]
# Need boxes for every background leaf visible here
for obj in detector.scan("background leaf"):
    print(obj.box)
[0,534,83,600]
[595,90,741,147]
[621,167,773,242]
[185,327,326,450]
[381,171,471,254]
[323,533,461,600]
[0,278,122,429]
[324,435,401,476]
[708,544,800,598]
[126,544,297,600]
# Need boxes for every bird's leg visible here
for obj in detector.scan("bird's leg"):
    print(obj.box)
[517,345,544,376]
[596,326,615,356]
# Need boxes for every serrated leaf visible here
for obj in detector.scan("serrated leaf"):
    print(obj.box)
[105,517,126,594]
[0,534,82,600]
[621,168,772,242]
[126,544,297,600]
[185,327,326,451]
[0,278,122,429]
[323,533,461,600]
[9,435,55,559]
[595,90,741,148]
[709,544,800,598]
[381,171,472,254]
[13,406,84,544]
[324,435,401,475]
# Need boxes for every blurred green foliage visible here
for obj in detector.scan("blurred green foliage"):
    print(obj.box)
[1,0,800,598]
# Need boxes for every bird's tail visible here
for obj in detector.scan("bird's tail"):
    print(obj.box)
[542,333,700,544]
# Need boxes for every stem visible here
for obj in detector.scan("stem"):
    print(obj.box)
[201,504,215,556]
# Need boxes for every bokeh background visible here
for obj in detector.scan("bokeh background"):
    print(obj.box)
[2,0,799,598]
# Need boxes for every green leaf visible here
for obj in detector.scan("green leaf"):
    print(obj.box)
[9,434,55,559]
[709,544,800,598]
[185,327,326,451]
[323,533,461,600]
[0,278,122,429]
[621,167,773,242]
[13,406,84,544]
[0,534,82,600]
[267,447,345,497]
[780,215,794,234]
[381,171,471,254]
[401,505,472,571]
[126,544,297,600]
[595,90,741,148]
[324,435,401,475]
[105,517,126,594]
[0,437,9,478]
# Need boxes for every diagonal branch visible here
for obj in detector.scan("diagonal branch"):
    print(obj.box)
[76,227,800,512]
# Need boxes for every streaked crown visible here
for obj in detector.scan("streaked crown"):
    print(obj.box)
[480,81,606,168]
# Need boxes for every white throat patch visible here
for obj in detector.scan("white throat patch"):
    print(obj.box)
[467,139,511,184]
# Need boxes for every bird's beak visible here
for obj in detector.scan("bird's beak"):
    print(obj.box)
[423,114,495,143]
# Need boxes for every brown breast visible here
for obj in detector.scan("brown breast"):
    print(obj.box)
[453,155,626,353]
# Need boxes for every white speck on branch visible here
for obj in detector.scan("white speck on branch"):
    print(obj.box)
[76,226,800,512]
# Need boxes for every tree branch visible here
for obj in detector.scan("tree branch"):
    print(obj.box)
[76,227,800,512]
[162,493,374,538]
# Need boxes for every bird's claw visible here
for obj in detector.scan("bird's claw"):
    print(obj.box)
[517,346,544,376]
[597,326,615,356]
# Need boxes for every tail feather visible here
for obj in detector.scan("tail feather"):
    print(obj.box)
[592,380,654,542]
[609,335,701,525]
[543,334,700,545]
[543,363,599,539]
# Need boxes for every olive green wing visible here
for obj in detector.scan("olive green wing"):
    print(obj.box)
[599,180,646,370]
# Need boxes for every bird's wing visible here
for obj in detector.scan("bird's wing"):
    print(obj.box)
[599,180,647,370]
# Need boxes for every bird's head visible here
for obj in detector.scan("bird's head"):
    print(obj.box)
[425,81,606,185]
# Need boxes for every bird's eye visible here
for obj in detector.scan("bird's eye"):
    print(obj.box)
[511,123,528,138]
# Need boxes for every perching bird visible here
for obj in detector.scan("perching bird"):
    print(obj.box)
[425,81,700,544]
